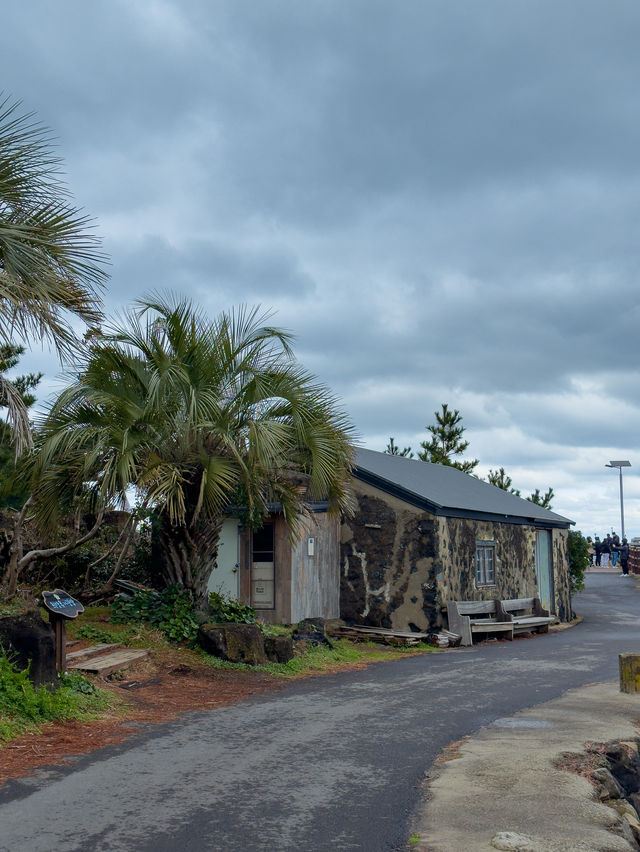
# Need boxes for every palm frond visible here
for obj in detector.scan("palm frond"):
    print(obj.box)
[0,96,107,356]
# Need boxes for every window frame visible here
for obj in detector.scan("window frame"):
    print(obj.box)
[475,540,496,587]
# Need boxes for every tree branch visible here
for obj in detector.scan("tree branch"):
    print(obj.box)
[19,508,105,570]
[83,513,134,588]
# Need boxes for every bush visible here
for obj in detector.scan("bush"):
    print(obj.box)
[208,592,256,624]
[0,651,106,741]
[59,671,97,695]
[111,585,199,644]
[568,530,590,595]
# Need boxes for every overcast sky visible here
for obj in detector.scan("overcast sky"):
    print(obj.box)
[4,1,640,537]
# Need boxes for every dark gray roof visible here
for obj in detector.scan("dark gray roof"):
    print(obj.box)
[354,448,572,528]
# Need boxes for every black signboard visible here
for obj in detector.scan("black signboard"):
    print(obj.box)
[42,589,84,619]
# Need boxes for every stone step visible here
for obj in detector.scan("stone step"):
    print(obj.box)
[68,648,149,676]
[65,643,121,662]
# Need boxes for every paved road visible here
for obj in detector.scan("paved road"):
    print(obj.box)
[1,573,638,852]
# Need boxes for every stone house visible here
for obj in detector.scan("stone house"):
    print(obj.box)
[340,449,573,633]
[207,504,340,625]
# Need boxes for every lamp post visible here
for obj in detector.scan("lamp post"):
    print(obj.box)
[605,460,631,541]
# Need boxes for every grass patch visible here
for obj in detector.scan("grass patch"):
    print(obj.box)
[0,651,116,743]
[268,639,373,675]
[73,624,126,645]
[67,604,438,679]
[66,607,170,650]
[258,622,292,637]
[197,637,437,677]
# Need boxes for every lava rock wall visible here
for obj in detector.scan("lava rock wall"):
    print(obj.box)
[340,480,571,631]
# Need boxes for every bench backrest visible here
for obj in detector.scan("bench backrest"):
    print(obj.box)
[453,600,498,616]
[501,597,542,615]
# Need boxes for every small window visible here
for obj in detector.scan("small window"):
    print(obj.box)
[475,541,496,586]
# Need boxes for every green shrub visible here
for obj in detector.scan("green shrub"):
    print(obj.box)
[208,592,256,624]
[111,585,199,644]
[59,671,97,695]
[568,530,590,595]
[0,651,108,741]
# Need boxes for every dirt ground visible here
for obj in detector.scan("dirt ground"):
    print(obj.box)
[0,648,285,789]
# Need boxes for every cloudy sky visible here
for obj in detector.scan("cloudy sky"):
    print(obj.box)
[3,1,640,537]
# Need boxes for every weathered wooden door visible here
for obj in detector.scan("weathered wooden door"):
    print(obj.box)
[251,522,275,609]
[535,530,553,613]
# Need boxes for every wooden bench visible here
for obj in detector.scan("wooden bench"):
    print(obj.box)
[446,600,514,647]
[501,597,554,636]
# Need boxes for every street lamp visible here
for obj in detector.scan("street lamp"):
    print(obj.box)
[605,460,631,540]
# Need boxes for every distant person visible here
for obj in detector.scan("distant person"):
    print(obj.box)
[601,535,611,569]
[595,537,602,566]
[587,536,595,566]
[611,533,621,568]
[619,539,630,576]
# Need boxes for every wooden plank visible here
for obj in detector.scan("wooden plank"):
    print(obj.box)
[439,629,462,647]
[69,649,149,676]
[456,601,497,615]
[470,622,513,633]
[338,625,430,639]
[65,643,120,662]
[332,626,423,645]
[501,598,536,611]
[333,624,461,648]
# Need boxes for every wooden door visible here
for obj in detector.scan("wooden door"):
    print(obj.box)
[251,523,275,609]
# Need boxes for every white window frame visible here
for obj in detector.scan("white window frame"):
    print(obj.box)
[475,540,496,587]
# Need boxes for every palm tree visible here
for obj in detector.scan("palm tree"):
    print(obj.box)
[32,297,356,609]
[0,96,107,450]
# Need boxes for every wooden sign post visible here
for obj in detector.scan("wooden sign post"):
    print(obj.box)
[42,589,84,673]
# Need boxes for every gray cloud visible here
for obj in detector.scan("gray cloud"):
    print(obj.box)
[3,0,640,536]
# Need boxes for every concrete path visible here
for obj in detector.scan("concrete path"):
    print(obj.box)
[412,682,640,851]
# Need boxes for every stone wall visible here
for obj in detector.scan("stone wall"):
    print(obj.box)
[340,489,436,631]
[436,516,570,623]
[340,481,571,631]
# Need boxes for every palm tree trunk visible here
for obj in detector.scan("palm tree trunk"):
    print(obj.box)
[157,516,223,612]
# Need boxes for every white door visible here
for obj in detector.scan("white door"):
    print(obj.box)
[207,518,240,599]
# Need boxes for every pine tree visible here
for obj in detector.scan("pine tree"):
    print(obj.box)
[487,467,521,496]
[417,403,478,473]
[528,487,554,510]
[384,437,413,458]
[488,467,554,509]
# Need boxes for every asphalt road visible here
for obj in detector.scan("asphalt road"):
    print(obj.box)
[1,573,638,852]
